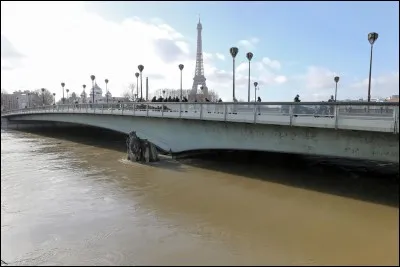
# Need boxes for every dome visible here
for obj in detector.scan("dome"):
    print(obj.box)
[89,83,103,96]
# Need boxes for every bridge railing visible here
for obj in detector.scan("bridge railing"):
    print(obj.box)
[2,101,399,133]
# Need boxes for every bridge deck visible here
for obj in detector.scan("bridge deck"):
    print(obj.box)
[2,102,399,134]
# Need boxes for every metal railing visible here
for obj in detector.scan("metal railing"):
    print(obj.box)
[2,102,399,133]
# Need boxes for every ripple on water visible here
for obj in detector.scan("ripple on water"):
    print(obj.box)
[1,129,399,266]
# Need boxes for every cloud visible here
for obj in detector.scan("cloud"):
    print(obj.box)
[153,38,188,63]
[350,72,399,99]
[1,35,24,70]
[234,56,286,88]
[203,52,213,61]
[274,76,287,84]
[289,67,399,101]
[215,53,225,61]
[262,57,281,71]
[1,35,24,59]
[304,66,335,90]
[0,1,264,101]
[0,2,397,103]
[0,1,200,99]
[237,37,259,50]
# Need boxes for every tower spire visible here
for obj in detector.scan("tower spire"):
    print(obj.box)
[190,16,208,102]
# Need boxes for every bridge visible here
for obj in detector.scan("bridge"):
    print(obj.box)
[1,101,399,163]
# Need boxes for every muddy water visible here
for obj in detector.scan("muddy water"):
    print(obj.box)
[1,128,398,266]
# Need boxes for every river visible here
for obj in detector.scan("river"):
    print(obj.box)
[1,127,398,266]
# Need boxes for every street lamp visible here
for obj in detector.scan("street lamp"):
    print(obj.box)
[66,89,69,103]
[135,72,139,101]
[230,47,239,102]
[246,52,254,103]
[334,76,340,101]
[90,75,95,104]
[82,84,86,103]
[61,82,65,104]
[105,79,109,103]
[367,32,378,102]
[53,93,56,105]
[41,88,45,105]
[16,97,19,109]
[179,64,184,102]
[254,82,259,102]
[138,65,144,101]
[27,92,31,108]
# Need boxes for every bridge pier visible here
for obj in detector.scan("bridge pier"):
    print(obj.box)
[126,131,159,163]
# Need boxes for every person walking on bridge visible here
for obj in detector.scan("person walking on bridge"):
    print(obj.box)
[257,96,262,115]
[328,95,335,117]
[293,94,301,115]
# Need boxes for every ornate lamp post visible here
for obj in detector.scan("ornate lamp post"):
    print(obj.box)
[254,82,258,102]
[105,79,109,103]
[246,52,254,103]
[230,47,239,102]
[53,93,56,105]
[27,92,31,108]
[66,89,69,103]
[179,64,184,102]
[82,84,86,103]
[334,76,340,101]
[138,65,144,101]
[367,32,378,102]
[41,88,45,105]
[61,82,65,104]
[16,97,19,109]
[135,72,139,101]
[90,75,95,104]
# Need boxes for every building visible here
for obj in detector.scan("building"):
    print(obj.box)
[82,83,124,104]
[386,95,399,102]
[80,89,87,103]
[1,92,29,111]
[88,83,103,103]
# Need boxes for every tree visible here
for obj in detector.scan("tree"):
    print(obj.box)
[150,88,220,102]
[128,83,136,99]
[33,88,54,106]
[123,88,134,101]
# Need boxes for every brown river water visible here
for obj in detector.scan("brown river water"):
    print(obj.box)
[1,127,399,266]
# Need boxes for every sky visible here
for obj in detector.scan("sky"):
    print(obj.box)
[1,1,399,102]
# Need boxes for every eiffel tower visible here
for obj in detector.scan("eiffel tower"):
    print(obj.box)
[189,16,208,102]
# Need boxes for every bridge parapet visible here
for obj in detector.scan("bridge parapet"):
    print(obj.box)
[2,101,399,134]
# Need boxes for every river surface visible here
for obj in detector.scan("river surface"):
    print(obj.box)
[1,128,399,266]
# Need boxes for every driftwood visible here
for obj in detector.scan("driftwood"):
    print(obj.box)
[126,131,159,162]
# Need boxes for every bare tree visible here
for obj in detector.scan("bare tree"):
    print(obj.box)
[32,88,54,106]
[128,83,136,99]
[207,90,220,102]
[122,89,134,101]
[150,88,220,102]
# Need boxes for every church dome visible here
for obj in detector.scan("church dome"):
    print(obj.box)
[89,83,103,96]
